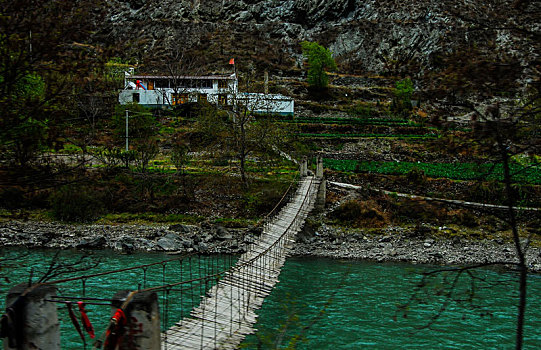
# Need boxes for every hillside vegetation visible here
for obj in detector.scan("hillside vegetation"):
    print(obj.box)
[0,1,539,240]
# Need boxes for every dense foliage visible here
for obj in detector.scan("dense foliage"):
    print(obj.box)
[283,117,417,126]
[301,41,337,89]
[300,133,436,139]
[391,78,414,117]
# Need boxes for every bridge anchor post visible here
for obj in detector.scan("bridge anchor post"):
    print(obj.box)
[300,157,308,177]
[3,283,60,350]
[316,155,323,178]
[316,179,327,212]
[111,290,161,350]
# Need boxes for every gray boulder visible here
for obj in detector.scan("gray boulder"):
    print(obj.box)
[216,226,233,240]
[168,224,192,234]
[157,233,183,251]
[76,237,106,249]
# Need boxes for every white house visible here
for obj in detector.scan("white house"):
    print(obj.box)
[119,72,294,116]
[236,92,294,116]
[119,73,238,107]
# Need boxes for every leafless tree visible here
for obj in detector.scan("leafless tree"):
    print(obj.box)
[35,251,100,284]
[401,56,540,348]
[225,81,288,186]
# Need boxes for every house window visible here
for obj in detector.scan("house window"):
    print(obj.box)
[198,94,208,103]
[172,93,189,105]
[218,80,228,89]
[200,79,212,89]
[133,93,140,103]
[155,79,169,89]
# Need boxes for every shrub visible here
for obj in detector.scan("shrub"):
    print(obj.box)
[406,167,426,187]
[348,104,373,118]
[0,186,26,209]
[330,199,390,228]
[451,209,479,227]
[90,147,135,169]
[244,183,289,216]
[50,185,104,222]
[211,156,231,167]
[392,198,447,224]
[469,181,505,204]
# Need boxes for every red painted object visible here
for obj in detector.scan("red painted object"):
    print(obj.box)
[78,302,95,339]
[104,309,127,350]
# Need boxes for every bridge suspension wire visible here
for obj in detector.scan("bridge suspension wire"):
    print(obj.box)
[89,175,317,349]
[160,176,320,349]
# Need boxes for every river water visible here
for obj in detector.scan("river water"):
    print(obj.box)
[1,249,540,349]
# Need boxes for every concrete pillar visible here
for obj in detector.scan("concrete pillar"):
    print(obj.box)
[316,155,324,178]
[110,290,161,350]
[264,71,269,95]
[3,284,60,350]
[316,179,327,212]
[300,157,308,177]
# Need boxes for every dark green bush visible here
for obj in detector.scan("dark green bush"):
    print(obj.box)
[0,186,26,209]
[50,185,104,222]
[330,199,389,228]
[212,157,231,167]
[348,104,373,118]
[406,167,426,187]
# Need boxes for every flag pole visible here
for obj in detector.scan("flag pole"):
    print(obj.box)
[229,58,237,93]
[229,58,236,76]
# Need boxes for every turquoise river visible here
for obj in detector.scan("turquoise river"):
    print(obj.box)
[1,248,540,349]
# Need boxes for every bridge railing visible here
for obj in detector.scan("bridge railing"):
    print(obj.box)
[160,175,319,349]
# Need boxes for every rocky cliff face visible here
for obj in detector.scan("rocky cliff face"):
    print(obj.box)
[105,0,539,77]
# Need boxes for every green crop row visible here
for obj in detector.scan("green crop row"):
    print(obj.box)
[282,117,420,126]
[323,159,541,184]
[299,133,437,139]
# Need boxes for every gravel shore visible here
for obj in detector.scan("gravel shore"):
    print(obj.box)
[1,220,540,272]
[294,224,541,272]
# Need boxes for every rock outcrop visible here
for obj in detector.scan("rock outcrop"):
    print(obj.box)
[103,0,539,75]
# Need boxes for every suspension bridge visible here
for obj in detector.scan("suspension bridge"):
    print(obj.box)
[1,159,325,350]
[163,175,320,349]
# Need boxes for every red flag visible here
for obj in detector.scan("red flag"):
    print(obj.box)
[229,58,235,65]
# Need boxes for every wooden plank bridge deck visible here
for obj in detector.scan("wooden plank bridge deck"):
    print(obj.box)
[162,176,320,349]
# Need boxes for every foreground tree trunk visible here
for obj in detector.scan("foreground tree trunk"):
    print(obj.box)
[498,133,527,350]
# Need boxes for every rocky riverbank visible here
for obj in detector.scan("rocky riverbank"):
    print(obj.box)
[0,221,253,255]
[1,220,540,272]
[295,224,541,272]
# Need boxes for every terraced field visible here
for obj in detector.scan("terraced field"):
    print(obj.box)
[285,115,440,139]
[323,158,541,185]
